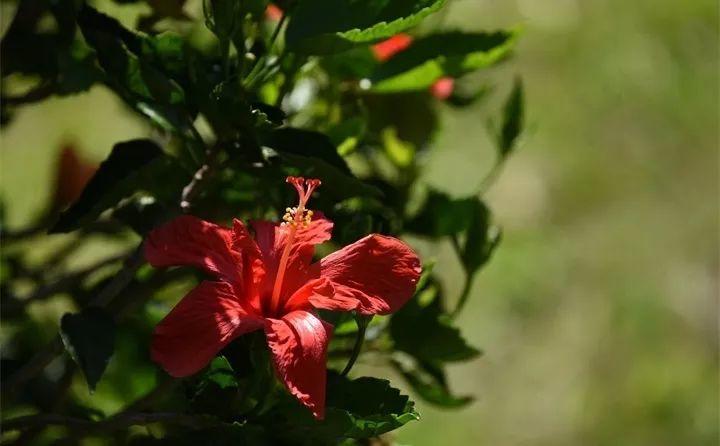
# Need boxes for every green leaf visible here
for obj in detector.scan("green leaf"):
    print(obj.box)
[78,6,185,105]
[277,151,382,201]
[262,128,352,173]
[497,77,524,158]
[391,357,473,408]
[462,206,502,275]
[56,41,104,95]
[111,195,173,236]
[390,280,481,363]
[406,189,501,275]
[286,0,446,54]
[370,30,519,92]
[60,308,116,392]
[51,139,186,233]
[327,375,419,438]
[260,128,382,200]
[276,374,418,441]
[405,189,477,237]
[77,6,198,142]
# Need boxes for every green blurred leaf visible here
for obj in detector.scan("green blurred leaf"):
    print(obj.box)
[391,357,473,408]
[60,307,116,392]
[326,117,367,155]
[287,0,446,54]
[446,83,492,108]
[51,139,186,233]
[371,30,519,92]
[381,126,415,167]
[497,77,524,158]
[365,91,437,149]
[391,280,480,363]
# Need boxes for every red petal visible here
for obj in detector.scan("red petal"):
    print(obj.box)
[151,281,264,377]
[265,3,283,21]
[265,311,332,419]
[314,234,421,315]
[282,277,334,313]
[251,217,333,303]
[145,216,240,282]
[232,219,266,314]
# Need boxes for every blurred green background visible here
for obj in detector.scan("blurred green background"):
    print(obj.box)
[1,0,717,445]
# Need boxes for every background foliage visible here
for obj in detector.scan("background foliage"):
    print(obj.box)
[1,0,718,445]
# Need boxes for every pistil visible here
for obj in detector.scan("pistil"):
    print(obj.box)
[269,177,320,313]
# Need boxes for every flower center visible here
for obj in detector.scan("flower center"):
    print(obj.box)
[269,176,321,313]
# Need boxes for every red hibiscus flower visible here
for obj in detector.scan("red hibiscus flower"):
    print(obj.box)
[265,3,283,21]
[429,76,455,100]
[145,176,421,419]
[371,33,414,62]
[371,33,455,100]
[51,144,97,211]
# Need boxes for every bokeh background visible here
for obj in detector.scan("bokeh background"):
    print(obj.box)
[1,0,718,445]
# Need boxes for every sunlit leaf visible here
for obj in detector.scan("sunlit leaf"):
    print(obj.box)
[371,30,519,92]
[287,0,446,54]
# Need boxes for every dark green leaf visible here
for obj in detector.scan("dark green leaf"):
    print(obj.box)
[111,195,172,236]
[59,307,116,392]
[462,211,502,276]
[497,77,524,157]
[78,6,195,138]
[276,151,381,200]
[391,357,473,408]
[286,0,446,54]
[405,189,477,237]
[261,128,352,173]
[274,374,418,441]
[371,30,519,92]
[51,139,186,233]
[406,189,500,275]
[251,102,287,128]
[55,41,104,95]
[391,280,480,363]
